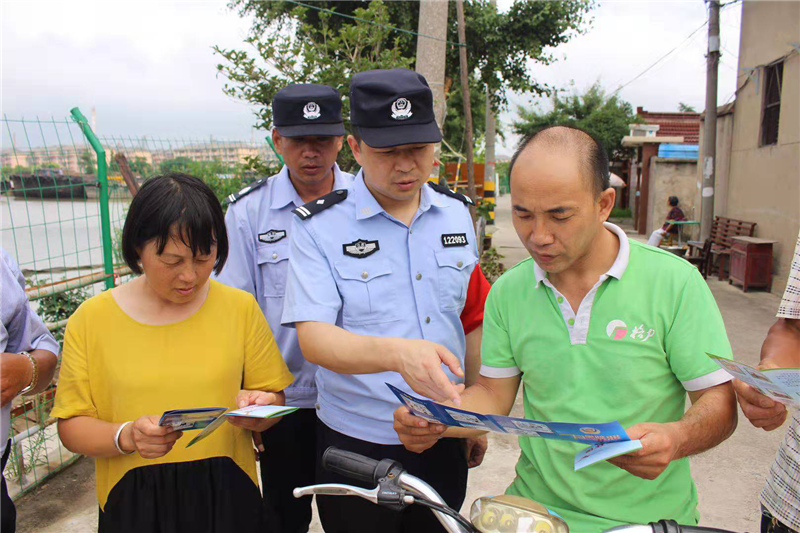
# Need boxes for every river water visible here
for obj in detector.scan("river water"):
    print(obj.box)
[1,194,130,283]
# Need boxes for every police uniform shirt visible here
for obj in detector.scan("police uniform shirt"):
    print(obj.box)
[281,170,479,444]
[1,248,60,456]
[215,164,354,409]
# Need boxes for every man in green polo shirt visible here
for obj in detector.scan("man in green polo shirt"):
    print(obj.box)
[393,126,738,532]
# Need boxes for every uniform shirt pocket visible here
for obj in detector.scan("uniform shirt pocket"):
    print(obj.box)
[435,248,478,312]
[257,244,289,298]
[334,258,399,325]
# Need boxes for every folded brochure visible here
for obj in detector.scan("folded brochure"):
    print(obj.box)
[387,383,641,470]
[708,353,799,409]
[159,405,298,448]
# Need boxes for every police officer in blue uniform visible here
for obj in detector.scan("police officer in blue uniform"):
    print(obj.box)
[282,68,483,532]
[214,83,353,533]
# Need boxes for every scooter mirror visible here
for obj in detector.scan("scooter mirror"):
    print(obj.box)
[470,495,570,533]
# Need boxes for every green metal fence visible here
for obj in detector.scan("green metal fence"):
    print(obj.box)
[1,110,279,497]
[1,110,130,498]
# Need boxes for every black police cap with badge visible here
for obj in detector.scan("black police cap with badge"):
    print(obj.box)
[226,84,345,205]
[273,84,345,138]
[289,69,472,219]
[347,68,473,207]
[350,68,443,149]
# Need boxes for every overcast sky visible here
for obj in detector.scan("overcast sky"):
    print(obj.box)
[1,0,742,153]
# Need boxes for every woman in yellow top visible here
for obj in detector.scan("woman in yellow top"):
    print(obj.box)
[51,173,294,532]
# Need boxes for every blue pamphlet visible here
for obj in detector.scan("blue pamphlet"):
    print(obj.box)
[159,405,298,448]
[387,383,642,470]
[159,407,228,431]
[708,353,800,409]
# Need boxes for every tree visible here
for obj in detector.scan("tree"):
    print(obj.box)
[215,0,594,169]
[156,158,256,209]
[678,102,697,113]
[109,156,153,178]
[79,150,96,175]
[512,81,639,160]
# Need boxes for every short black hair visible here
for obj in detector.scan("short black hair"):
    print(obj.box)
[508,125,610,197]
[121,173,228,275]
[669,196,680,207]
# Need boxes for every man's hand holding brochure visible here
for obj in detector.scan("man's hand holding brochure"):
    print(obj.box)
[387,383,642,470]
[708,353,799,409]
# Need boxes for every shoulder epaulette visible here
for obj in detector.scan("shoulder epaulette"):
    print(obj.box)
[226,177,269,205]
[292,189,348,220]
[427,181,475,206]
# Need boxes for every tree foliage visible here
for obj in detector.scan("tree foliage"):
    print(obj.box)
[155,158,279,209]
[678,102,697,113]
[109,156,153,178]
[215,0,594,169]
[512,81,639,160]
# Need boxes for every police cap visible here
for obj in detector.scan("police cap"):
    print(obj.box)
[273,84,345,138]
[349,68,442,148]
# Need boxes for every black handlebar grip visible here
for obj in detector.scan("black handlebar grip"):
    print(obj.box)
[651,520,735,533]
[322,447,400,485]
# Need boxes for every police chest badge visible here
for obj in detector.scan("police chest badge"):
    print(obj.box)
[390,98,413,120]
[441,233,467,247]
[303,102,321,120]
[343,239,379,258]
[258,229,287,244]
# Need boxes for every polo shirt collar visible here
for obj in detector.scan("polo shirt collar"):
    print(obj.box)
[533,222,630,287]
[271,163,348,209]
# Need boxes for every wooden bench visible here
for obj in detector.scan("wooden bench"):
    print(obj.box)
[688,216,757,280]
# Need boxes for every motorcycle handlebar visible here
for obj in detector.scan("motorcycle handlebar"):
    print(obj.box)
[322,447,401,486]
[608,521,736,533]
[651,520,735,533]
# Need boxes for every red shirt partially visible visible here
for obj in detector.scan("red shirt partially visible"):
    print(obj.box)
[460,264,492,335]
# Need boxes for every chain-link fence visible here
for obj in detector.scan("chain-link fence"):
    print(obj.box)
[1,109,279,497]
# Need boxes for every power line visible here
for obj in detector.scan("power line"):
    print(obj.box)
[281,0,465,47]
[611,20,708,96]
[611,0,743,97]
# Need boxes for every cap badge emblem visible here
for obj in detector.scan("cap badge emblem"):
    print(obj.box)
[391,98,413,120]
[303,102,321,120]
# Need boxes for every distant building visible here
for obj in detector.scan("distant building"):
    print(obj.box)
[1,140,277,176]
[623,117,699,237]
[636,107,701,145]
[1,147,97,175]
[697,0,800,295]
[168,142,276,167]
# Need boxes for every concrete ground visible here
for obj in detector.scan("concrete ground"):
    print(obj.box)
[14,192,788,533]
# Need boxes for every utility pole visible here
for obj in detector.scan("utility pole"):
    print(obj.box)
[415,0,449,184]
[700,0,720,240]
[456,0,477,221]
[483,0,498,223]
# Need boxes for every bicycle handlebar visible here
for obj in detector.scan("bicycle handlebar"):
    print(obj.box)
[322,447,401,486]
[607,520,735,533]
[319,449,737,533]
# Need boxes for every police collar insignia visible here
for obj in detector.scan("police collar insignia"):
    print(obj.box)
[441,233,468,247]
[258,229,287,244]
[343,239,380,258]
[390,98,413,120]
[303,102,321,120]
